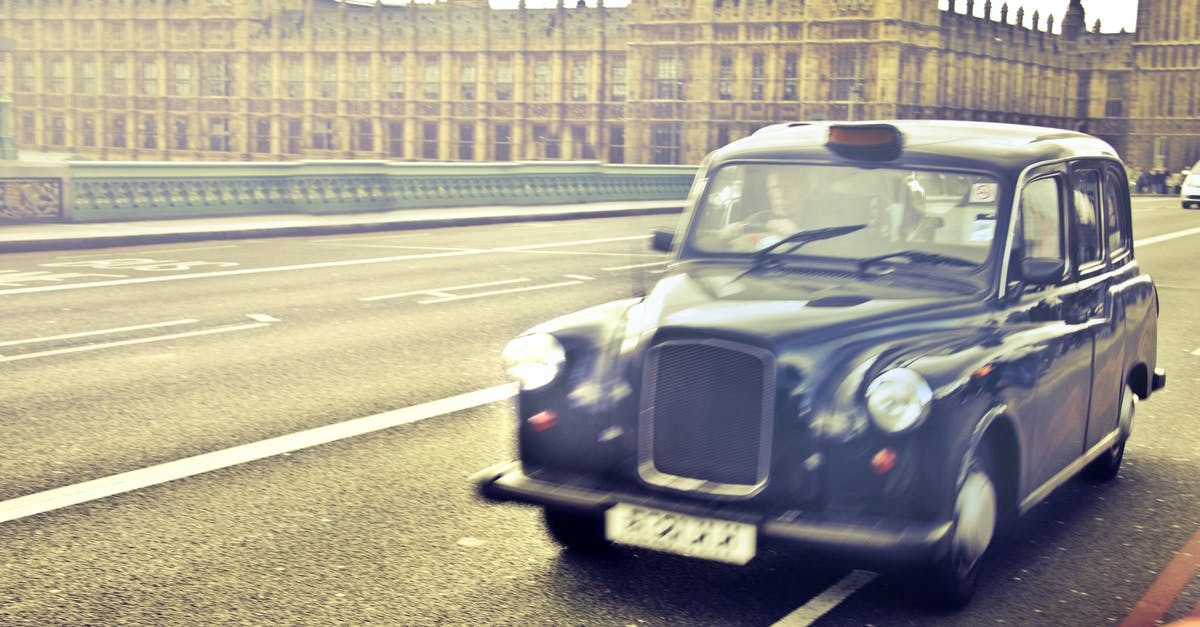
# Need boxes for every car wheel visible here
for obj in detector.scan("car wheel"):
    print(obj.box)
[928,443,998,609]
[543,508,611,553]
[1083,383,1136,482]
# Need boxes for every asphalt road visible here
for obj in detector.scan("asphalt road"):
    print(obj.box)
[1,200,1197,626]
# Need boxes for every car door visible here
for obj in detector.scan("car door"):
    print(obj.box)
[1010,169,1094,492]
[1081,163,1132,450]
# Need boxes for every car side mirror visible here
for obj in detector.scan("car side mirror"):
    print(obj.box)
[1021,257,1065,285]
[651,229,674,253]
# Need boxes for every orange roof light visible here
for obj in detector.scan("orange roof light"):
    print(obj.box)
[826,124,904,161]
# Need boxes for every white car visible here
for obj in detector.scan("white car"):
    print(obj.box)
[1183,161,1200,209]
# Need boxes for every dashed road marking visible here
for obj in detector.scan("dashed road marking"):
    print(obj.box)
[772,570,878,627]
[0,384,516,524]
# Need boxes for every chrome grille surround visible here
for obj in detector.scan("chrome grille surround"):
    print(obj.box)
[638,338,775,498]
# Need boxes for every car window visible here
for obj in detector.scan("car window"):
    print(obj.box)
[1102,168,1129,256]
[1018,177,1063,261]
[687,163,996,264]
[1070,169,1104,266]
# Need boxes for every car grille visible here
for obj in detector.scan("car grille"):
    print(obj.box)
[639,339,775,497]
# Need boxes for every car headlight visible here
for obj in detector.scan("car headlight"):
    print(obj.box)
[502,333,566,390]
[864,369,932,433]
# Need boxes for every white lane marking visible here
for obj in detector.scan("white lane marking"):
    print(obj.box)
[603,261,668,271]
[247,314,280,323]
[0,323,269,363]
[1135,226,1200,247]
[772,570,878,627]
[0,234,651,297]
[564,274,595,281]
[0,249,484,296]
[137,245,241,254]
[1192,347,1200,356]
[0,384,517,524]
[360,278,530,302]
[418,280,583,304]
[0,319,199,348]
[494,235,651,251]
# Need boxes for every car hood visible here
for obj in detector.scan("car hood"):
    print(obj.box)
[629,262,986,345]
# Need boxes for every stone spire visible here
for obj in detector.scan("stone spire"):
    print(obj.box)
[1061,0,1086,40]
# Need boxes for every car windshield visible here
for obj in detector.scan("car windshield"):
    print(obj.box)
[687,163,1000,267]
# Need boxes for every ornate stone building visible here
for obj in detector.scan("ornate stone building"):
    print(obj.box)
[0,0,1197,170]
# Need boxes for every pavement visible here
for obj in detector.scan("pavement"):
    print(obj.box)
[0,200,686,254]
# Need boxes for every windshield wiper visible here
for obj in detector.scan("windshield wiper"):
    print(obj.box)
[752,224,867,261]
[857,250,977,274]
[731,224,867,281]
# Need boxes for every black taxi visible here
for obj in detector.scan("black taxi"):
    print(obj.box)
[475,120,1166,607]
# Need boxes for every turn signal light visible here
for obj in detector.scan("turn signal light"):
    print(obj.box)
[527,410,558,432]
[871,448,897,475]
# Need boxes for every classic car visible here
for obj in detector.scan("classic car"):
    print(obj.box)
[475,120,1166,607]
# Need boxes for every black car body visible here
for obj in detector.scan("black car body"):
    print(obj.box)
[475,120,1166,606]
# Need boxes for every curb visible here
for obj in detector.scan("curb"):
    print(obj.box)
[0,204,686,254]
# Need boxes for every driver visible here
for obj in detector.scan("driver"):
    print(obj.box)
[719,167,811,245]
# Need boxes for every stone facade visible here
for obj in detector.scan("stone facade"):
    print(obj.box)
[0,0,1196,170]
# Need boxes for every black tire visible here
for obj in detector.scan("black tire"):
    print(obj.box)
[1083,383,1136,482]
[543,508,611,553]
[927,442,998,610]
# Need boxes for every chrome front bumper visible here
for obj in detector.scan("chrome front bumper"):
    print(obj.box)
[474,461,953,563]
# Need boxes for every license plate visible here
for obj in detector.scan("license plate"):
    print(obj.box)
[605,503,756,565]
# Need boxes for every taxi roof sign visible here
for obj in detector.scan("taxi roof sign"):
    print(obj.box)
[826,124,904,161]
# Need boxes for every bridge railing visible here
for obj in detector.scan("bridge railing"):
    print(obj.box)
[1,159,696,223]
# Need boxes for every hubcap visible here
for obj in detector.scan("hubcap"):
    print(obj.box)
[951,469,996,574]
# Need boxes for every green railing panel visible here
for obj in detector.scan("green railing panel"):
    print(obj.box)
[36,160,695,223]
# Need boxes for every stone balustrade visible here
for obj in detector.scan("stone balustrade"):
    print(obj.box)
[0,160,696,223]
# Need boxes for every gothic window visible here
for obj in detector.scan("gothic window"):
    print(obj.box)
[172,61,191,97]
[656,53,683,100]
[533,58,551,102]
[76,58,97,95]
[142,115,157,149]
[610,59,626,102]
[389,56,405,99]
[286,119,302,154]
[49,57,65,94]
[312,118,333,150]
[496,58,513,101]
[253,118,271,153]
[174,118,189,150]
[287,57,304,99]
[494,123,511,161]
[206,57,229,97]
[112,115,127,148]
[461,57,477,101]
[458,123,474,160]
[388,122,404,158]
[51,115,66,146]
[608,125,624,164]
[354,56,371,99]
[571,58,588,102]
[18,58,35,93]
[783,52,798,101]
[319,56,337,98]
[718,54,734,101]
[254,59,272,99]
[651,123,681,164]
[423,56,440,100]
[209,116,231,151]
[356,120,374,153]
[832,47,861,101]
[751,52,765,100]
[423,122,438,159]
[81,114,96,147]
[1105,73,1124,117]
[141,59,159,96]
